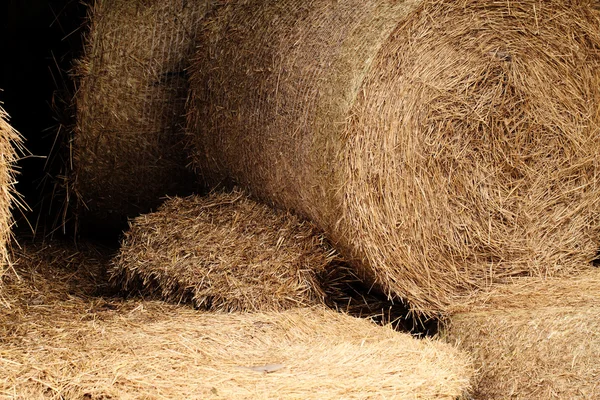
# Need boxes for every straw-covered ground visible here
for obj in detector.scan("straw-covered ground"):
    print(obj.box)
[0,241,473,399]
[0,105,23,286]
[188,0,600,316]
[72,0,211,231]
[442,269,600,399]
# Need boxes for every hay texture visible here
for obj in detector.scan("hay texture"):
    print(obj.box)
[1,241,474,399]
[72,0,210,230]
[111,191,333,311]
[111,191,421,329]
[0,105,23,284]
[188,0,600,316]
[442,270,600,399]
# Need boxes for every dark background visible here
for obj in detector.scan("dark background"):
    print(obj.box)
[0,0,88,236]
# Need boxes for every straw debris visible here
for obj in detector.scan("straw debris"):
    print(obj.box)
[188,0,600,316]
[1,240,474,399]
[0,105,23,286]
[72,0,211,231]
[442,270,600,399]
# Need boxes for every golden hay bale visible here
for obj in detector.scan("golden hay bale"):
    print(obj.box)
[188,0,600,316]
[0,105,23,285]
[1,241,474,399]
[441,270,600,399]
[111,191,333,311]
[72,0,211,230]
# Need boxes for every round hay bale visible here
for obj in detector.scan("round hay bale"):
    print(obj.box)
[0,242,474,399]
[111,191,334,311]
[188,0,600,316]
[72,0,212,232]
[0,105,23,284]
[441,270,600,399]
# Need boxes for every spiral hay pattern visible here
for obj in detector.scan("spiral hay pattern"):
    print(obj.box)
[188,0,600,316]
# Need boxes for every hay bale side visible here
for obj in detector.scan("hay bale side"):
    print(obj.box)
[0,105,23,285]
[442,271,600,399]
[72,0,211,231]
[0,242,474,399]
[188,0,600,315]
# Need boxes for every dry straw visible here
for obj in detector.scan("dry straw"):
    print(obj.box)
[0,105,23,287]
[1,241,473,399]
[442,270,600,399]
[111,191,333,311]
[111,190,425,330]
[188,0,600,316]
[72,0,211,230]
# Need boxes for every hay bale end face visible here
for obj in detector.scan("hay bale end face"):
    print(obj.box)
[1,241,474,399]
[442,271,600,399]
[72,0,210,231]
[188,0,600,315]
[111,191,335,311]
[0,105,23,283]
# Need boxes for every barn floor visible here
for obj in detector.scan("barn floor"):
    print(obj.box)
[0,240,473,400]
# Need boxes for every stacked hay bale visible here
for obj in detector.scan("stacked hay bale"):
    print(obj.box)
[442,271,600,399]
[1,240,474,399]
[188,0,600,316]
[111,191,333,311]
[72,0,212,232]
[0,105,23,283]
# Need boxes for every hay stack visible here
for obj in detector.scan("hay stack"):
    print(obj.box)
[111,191,333,311]
[1,241,474,399]
[72,0,211,231]
[187,0,600,316]
[0,105,23,284]
[111,191,423,329]
[442,270,600,399]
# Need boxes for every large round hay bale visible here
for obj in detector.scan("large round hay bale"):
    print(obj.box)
[72,0,211,232]
[442,270,600,399]
[111,191,334,311]
[0,105,23,283]
[0,242,474,399]
[188,0,600,315]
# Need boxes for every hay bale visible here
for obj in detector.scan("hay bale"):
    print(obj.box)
[188,0,600,316]
[441,270,600,399]
[111,191,333,311]
[0,242,474,399]
[72,0,211,231]
[0,105,23,284]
